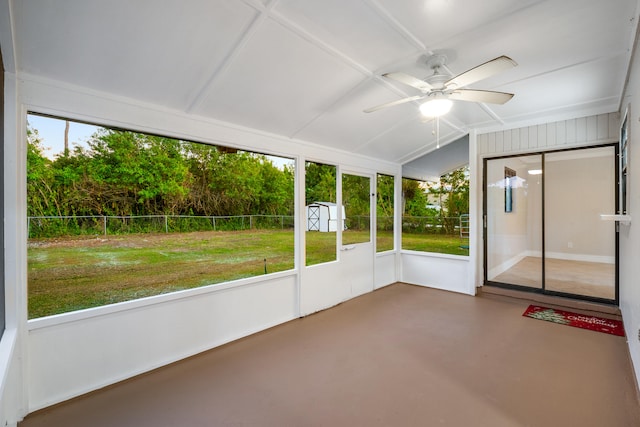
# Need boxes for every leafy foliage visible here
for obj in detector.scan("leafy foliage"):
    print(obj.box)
[402,167,469,235]
[428,166,470,218]
[305,161,336,204]
[26,121,295,233]
[402,178,430,217]
[27,118,450,238]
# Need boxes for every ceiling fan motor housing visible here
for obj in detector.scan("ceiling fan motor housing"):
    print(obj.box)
[424,54,452,89]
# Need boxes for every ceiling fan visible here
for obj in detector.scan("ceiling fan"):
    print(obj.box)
[364,54,517,116]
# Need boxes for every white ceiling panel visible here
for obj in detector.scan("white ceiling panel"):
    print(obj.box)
[274,0,418,71]
[294,79,428,151]
[361,117,462,162]
[376,0,544,49]
[493,56,630,121]
[14,0,258,109]
[6,0,639,168]
[194,17,366,138]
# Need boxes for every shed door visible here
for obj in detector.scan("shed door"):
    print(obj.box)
[308,205,320,231]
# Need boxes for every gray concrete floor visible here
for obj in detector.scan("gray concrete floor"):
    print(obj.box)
[19,283,640,427]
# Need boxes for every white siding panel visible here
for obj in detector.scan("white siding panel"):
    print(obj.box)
[487,133,496,154]
[479,113,619,158]
[495,131,504,153]
[587,115,598,141]
[511,128,521,152]
[556,120,566,146]
[546,122,556,147]
[538,124,547,149]
[504,129,512,152]
[520,126,529,150]
[478,134,488,155]
[566,119,577,144]
[576,117,587,142]
[597,114,609,141]
[529,126,538,149]
[609,113,620,140]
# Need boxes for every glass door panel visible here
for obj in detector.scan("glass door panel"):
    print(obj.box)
[544,147,616,300]
[486,155,543,289]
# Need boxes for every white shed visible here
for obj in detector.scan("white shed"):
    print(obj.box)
[306,202,346,232]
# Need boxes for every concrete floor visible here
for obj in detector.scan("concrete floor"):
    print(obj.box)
[19,283,640,427]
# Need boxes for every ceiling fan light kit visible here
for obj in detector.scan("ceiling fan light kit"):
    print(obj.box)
[419,98,453,117]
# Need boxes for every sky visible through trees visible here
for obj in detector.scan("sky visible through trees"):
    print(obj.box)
[27,114,468,237]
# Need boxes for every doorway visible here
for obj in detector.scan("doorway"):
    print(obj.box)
[483,145,617,304]
[340,172,374,298]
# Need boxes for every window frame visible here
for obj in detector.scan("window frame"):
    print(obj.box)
[25,112,297,320]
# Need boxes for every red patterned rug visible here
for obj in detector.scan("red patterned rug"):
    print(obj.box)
[522,305,625,337]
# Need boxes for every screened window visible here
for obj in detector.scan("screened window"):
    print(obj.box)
[26,113,295,318]
[305,161,337,266]
[402,166,469,256]
[376,174,394,252]
[342,173,370,245]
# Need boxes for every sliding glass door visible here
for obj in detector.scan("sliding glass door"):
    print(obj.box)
[484,145,617,303]
[485,154,543,290]
[544,147,616,300]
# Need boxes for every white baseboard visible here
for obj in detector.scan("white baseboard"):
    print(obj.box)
[488,252,527,279]
[544,251,615,264]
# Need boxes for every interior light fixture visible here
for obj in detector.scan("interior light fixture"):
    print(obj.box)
[419,98,453,117]
[528,169,543,175]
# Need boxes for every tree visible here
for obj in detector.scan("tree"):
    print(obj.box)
[85,130,190,215]
[376,174,394,218]
[342,174,370,217]
[27,123,58,217]
[305,162,336,205]
[401,178,429,217]
[428,166,469,217]
[63,120,70,156]
[27,117,298,233]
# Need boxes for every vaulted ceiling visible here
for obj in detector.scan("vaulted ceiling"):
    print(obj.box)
[5,0,639,164]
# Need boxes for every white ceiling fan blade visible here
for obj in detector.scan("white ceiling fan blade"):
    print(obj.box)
[363,95,425,113]
[445,55,517,89]
[382,72,433,92]
[448,89,514,104]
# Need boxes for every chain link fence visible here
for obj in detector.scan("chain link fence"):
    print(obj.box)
[401,215,469,236]
[27,214,295,239]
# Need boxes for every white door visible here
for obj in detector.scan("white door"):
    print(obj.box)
[341,172,374,298]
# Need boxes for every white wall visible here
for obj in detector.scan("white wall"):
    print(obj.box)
[474,112,619,288]
[28,275,298,411]
[0,75,402,419]
[401,251,472,295]
[618,26,640,388]
[1,68,28,427]
[374,252,396,289]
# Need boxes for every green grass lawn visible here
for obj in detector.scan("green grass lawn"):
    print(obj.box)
[28,229,467,318]
[402,232,470,256]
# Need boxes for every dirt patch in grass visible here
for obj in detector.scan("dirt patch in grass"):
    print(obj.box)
[28,229,467,319]
[28,229,295,319]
